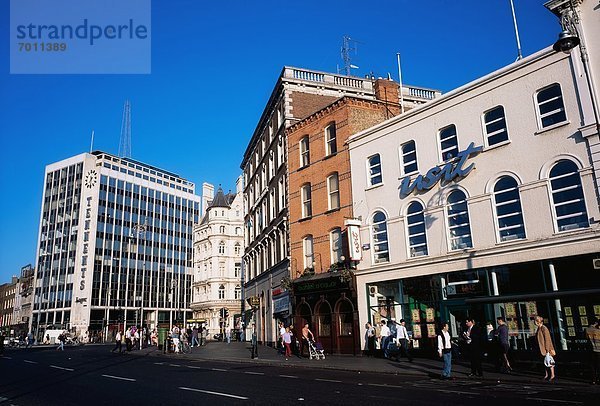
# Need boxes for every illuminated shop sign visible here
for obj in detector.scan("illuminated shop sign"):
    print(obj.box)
[399,142,482,197]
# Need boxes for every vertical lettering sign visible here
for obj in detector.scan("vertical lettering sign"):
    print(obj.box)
[80,196,92,290]
[347,224,362,261]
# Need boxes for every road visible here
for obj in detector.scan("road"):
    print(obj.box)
[0,345,596,405]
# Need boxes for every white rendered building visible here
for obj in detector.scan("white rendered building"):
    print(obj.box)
[31,151,201,340]
[348,6,600,355]
[191,179,244,338]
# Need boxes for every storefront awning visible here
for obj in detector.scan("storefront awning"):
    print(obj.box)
[465,288,600,304]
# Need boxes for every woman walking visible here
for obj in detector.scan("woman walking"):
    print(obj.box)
[535,315,556,382]
[282,327,293,360]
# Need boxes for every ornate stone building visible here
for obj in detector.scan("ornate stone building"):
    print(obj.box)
[191,179,244,338]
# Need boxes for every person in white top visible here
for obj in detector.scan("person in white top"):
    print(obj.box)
[279,322,286,355]
[379,320,391,358]
[438,322,453,379]
[396,319,413,362]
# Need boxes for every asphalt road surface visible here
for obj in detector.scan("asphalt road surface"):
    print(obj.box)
[0,346,596,405]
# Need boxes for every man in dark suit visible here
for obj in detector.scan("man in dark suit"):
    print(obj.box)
[463,318,484,377]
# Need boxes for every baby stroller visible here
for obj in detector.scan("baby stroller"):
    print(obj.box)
[308,340,325,360]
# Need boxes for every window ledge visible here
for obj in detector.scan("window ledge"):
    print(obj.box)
[365,183,384,192]
[324,208,340,215]
[483,139,511,152]
[298,216,312,222]
[297,165,309,171]
[323,152,338,161]
[534,120,570,135]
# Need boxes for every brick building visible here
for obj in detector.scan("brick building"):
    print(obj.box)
[287,79,401,354]
[241,66,439,345]
[0,277,18,330]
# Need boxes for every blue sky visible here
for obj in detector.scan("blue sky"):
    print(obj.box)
[0,0,560,281]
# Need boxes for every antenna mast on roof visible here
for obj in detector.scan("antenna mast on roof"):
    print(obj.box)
[340,35,360,76]
[118,100,132,158]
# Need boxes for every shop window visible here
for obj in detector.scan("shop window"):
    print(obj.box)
[303,235,314,270]
[536,83,567,129]
[484,106,509,146]
[316,302,332,337]
[493,176,526,241]
[446,190,472,250]
[439,124,458,161]
[549,160,589,231]
[337,300,354,336]
[330,228,343,264]
[406,201,428,257]
[327,173,340,210]
[325,123,337,156]
[401,141,418,174]
[372,211,389,263]
[301,184,312,218]
[299,136,310,168]
[367,154,382,186]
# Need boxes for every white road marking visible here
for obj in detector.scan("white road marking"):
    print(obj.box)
[279,375,298,379]
[50,365,74,371]
[101,374,136,382]
[367,383,405,388]
[23,360,38,364]
[179,387,248,400]
[211,368,227,372]
[153,362,165,365]
[2,356,12,360]
[244,371,264,375]
[438,389,476,395]
[315,378,342,383]
[168,363,181,367]
[187,365,203,369]
[0,397,8,403]
[525,398,582,405]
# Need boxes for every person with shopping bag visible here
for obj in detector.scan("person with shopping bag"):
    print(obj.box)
[535,315,556,382]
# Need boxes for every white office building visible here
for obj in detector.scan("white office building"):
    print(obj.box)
[31,151,201,340]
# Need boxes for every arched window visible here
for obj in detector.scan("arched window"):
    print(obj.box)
[372,211,389,263]
[218,284,225,299]
[234,243,241,255]
[401,141,418,174]
[447,190,472,250]
[549,160,589,231]
[234,285,241,300]
[218,241,225,254]
[536,83,566,129]
[439,124,458,161]
[235,227,241,235]
[368,154,382,186]
[300,135,310,167]
[220,225,226,234]
[406,201,428,257]
[484,106,509,146]
[493,176,525,241]
[303,235,314,269]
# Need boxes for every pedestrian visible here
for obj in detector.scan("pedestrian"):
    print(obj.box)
[364,322,375,357]
[278,322,286,355]
[26,331,34,348]
[201,326,207,346]
[282,327,293,360]
[225,326,231,344]
[301,323,315,358]
[134,328,140,350]
[191,327,199,347]
[463,318,484,377]
[438,322,453,380]
[172,325,180,353]
[534,315,556,382]
[112,331,123,353]
[495,317,512,373]
[251,324,258,359]
[379,320,391,358]
[125,328,132,352]
[0,330,5,357]
[584,317,600,385]
[56,331,66,351]
[395,319,413,362]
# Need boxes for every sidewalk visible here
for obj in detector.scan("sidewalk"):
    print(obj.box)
[145,341,596,386]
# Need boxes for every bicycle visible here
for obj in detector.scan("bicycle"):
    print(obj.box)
[180,340,191,354]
